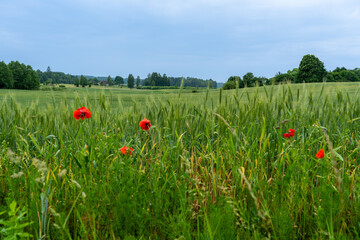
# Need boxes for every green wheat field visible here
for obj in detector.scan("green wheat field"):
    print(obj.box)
[1,82,360,239]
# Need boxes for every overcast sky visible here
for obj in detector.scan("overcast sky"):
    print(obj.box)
[1,0,360,82]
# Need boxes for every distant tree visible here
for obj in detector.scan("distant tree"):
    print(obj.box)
[327,67,360,82]
[8,61,39,90]
[26,65,40,90]
[46,66,51,73]
[136,76,140,88]
[127,74,135,89]
[8,61,26,89]
[80,75,88,87]
[297,54,326,83]
[93,78,99,85]
[223,81,236,90]
[0,61,14,89]
[88,79,92,88]
[326,72,335,82]
[223,76,242,90]
[107,75,114,86]
[74,78,80,87]
[253,76,267,86]
[243,72,255,87]
[168,76,217,88]
[206,79,217,88]
[115,76,124,86]
[36,70,78,84]
[287,68,299,82]
[273,72,293,84]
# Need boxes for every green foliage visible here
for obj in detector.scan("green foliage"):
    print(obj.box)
[225,75,267,89]
[327,67,360,82]
[0,200,33,239]
[74,78,80,87]
[107,75,114,86]
[37,69,78,84]
[137,86,179,90]
[273,72,294,84]
[169,76,217,88]
[40,86,67,91]
[136,76,140,88]
[80,75,88,87]
[297,54,327,83]
[243,72,255,87]
[7,61,39,90]
[127,74,135,88]
[0,61,13,89]
[114,76,124,86]
[253,76,267,86]
[143,72,170,86]
[223,81,236,90]
[92,78,99,85]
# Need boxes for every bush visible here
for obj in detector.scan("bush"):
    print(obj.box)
[223,81,236,90]
[137,86,179,90]
[40,86,66,91]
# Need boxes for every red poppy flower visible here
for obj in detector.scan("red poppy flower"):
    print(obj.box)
[139,118,151,131]
[316,149,325,159]
[120,146,134,155]
[283,133,289,138]
[289,129,295,134]
[288,132,295,137]
[73,107,91,120]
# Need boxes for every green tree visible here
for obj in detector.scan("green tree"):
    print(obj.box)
[8,61,39,90]
[26,65,40,90]
[297,54,326,83]
[107,75,114,86]
[0,61,14,89]
[80,75,88,87]
[115,76,124,86]
[253,76,267,86]
[223,76,243,90]
[127,74,135,89]
[327,67,360,82]
[273,72,293,84]
[223,81,236,90]
[74,78,80,87]
[136,76,140,88]
[243,72,255,87]
[8,61,26,89]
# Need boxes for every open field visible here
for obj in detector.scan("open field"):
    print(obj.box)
[1,82,360,239]
[1,82,360,108]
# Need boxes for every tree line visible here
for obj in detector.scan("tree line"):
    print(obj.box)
[168,76,217,88]
[0,61,40,90]
[139,72,217,88]
[35,68,216,89]
[2,55,360,91]
[223,54,360,90]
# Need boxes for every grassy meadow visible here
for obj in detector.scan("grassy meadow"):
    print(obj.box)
[1,82,360,239]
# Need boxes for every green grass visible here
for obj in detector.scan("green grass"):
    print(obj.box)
[0,85,208,109]
[1,82,360,239]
